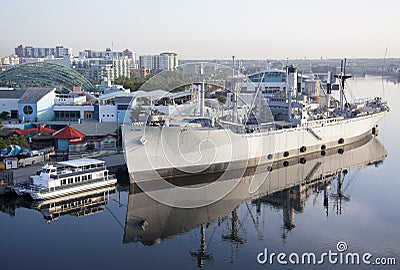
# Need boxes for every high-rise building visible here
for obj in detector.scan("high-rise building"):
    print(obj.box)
[15,45,72,58]
[159,52,178,71]
[75,48,137,83]
[139,52,178,71]
[72,58,132,83]
[79,48,136,61]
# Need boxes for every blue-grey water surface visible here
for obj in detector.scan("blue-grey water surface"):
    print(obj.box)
[0,76,399,269]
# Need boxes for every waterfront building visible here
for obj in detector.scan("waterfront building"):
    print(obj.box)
[53,125,85,152]
[94,104,117,123]
[71,122,118,151]
[53,104,95,122]
[18,87,56,122]
[0,89,26,119]
[9,126,56,149]
[53,124,117,152]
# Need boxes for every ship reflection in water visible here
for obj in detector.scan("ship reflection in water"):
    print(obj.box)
[0,137,388,268]
[0,187,116,223]
[123,137,387,266]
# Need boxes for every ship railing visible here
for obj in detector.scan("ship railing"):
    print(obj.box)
[218,120,246,134]
[130,121,145,126]
[15,183,46,192]
[32,174,116,194]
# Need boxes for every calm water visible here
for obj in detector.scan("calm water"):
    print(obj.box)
[0,76,399,270]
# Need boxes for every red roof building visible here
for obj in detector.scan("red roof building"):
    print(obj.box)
[53,126,86,152]
[9,127,56,137]
[53,125,85,140]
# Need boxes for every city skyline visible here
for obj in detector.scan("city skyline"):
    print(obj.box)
[1,0,399,59]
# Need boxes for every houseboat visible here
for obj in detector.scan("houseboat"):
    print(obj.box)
[14,158,117,200]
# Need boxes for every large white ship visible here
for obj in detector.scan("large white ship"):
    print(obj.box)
[123,60,388,183]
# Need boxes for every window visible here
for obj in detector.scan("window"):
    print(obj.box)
[75,176,80,182]
[82,175,88,181]
[117,105,129,110]
[61,179,66,185]
[23,105,33,115]
[68,178,73,184]
[88,174,92,180]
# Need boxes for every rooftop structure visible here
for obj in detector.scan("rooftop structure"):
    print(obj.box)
[71,122,118,136]
[53,125,85,140]
[10,127,56,137]
[0,62,95,92]
[56,158,105,168]
[19,87,55,104]
[0,89,26,99]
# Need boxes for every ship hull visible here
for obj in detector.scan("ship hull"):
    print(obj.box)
[124,111,387,183]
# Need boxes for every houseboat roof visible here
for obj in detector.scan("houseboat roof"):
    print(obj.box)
[56,158,105,168]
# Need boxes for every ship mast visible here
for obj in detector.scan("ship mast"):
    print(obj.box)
[199,64,205,117]
[232,55,238,124]
[335,58,352,114]
[286,66,291,121]
[286,65,298,122]
[190,225,213,267]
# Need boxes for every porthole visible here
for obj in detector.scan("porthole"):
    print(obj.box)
[283,161,289,167]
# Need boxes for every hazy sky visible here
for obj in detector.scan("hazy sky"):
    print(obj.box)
[1,0,399,59]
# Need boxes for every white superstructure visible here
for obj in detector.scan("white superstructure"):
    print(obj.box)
[123,62,389,183]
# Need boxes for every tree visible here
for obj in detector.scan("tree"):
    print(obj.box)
[0,111,9,120]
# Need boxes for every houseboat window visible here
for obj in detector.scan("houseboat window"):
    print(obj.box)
[68,178,73,184]
[88,174,92,180]
[82,175,88,181]
[61,179,66,185]
[51,169,56,173]
[75,176,80,182]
